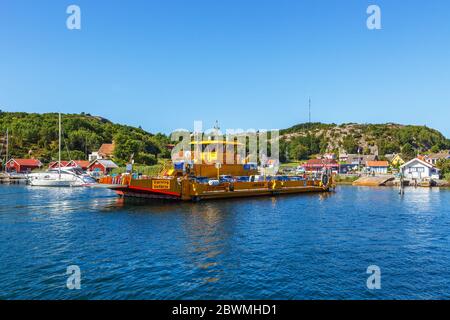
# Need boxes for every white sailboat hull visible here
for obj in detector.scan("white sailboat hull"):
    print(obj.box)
[28,169,96,187]
[29,178,75,187]
[26,114,98,188]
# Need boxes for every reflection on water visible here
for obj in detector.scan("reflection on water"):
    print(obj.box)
[1,185,450,299]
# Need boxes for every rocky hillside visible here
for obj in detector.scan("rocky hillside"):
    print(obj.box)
[280,122,450,162]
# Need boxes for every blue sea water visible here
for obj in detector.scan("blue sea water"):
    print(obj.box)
[1,184,450,299]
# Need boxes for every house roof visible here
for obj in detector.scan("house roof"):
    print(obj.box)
[366,161,389,167]
[89,159,118,169]
[385,154,404,163]
[7,158,42,167]
[305,159,338,165]
[304,159,339,168]
[363,155,378,162]
[49,161,70,168]
[400,158,435,169]
[346,154,377,164]
[98,143,115,156]
[425,151,450,159]
[68,160,91,168]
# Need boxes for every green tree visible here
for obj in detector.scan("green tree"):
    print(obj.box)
[135,152,157,165]
[113,133,146,163]
[430,145,440,153]
[436,159,450,176]
[342,136,359,154]
[401,143,416,161]
[60,150,86,160]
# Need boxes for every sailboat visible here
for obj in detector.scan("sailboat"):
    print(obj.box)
[28,113,97,187]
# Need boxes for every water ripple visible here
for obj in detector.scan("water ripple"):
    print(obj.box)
[1,185,450,299]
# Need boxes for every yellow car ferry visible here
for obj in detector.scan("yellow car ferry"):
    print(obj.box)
[104,141,335,201]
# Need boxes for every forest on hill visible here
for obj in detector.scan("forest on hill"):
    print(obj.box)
[1,111,449,166]
[0,112,171,165]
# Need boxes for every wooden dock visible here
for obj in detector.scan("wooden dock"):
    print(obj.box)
[0,174,28,184]
[352,175,395,187]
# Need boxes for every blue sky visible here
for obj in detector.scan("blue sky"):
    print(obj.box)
[1,0,449,136]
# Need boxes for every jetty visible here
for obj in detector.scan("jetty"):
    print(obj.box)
[352,175,395,187]
[0,173,28,184]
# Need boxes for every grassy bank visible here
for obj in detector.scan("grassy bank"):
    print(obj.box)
[334,174,360,185]
[111,159,168,176]
[279,161,302,168]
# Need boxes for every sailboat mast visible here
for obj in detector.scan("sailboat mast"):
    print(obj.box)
[4,128,8,173]
[58,113,61,177]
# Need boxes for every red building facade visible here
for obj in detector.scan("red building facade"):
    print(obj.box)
[6,159,43,173]
[303,159,339,172]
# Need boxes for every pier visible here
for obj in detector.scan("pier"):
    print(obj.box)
[0,174,28,184]
[352,175,395,187]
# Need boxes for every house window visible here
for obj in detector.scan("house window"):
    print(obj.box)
[408,167,424,173]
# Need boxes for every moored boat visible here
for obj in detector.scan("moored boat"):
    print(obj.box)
[27,113,97,187]
[28,166,97,187]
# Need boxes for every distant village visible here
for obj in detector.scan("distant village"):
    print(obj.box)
[291,150,450,182]
[2,139,450,185]
[2,142,118,176]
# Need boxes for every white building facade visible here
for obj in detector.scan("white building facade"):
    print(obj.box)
[400,158,441,180]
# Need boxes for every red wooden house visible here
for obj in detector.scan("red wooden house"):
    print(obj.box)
[87,159,118,175]
[6,158,43,173]
[303,159,339,172]
[67,160,91,170]
[48,161,70,169]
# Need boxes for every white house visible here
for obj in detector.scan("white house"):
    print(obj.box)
[88,151,99,162]
[366,161,389,174]
[400,158,441,180]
